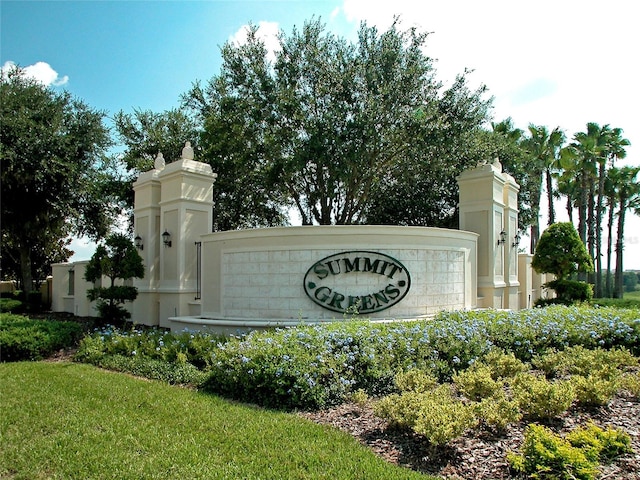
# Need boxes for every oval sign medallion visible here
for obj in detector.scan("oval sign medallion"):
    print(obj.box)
[303,251,411,315]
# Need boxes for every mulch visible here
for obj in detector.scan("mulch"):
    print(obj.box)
[300,396,640,479]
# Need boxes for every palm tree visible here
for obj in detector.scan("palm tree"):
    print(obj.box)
[571,123,607,282]
[522,124,565,252]
[594,127,630,296]
[603,172,618,297]
[609,166,640,298]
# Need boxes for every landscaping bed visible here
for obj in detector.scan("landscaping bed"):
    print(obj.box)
[301,390,640,479]
[6,305,640,479]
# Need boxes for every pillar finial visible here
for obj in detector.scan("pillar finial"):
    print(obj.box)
[154,152,165,170]
[181,141,194,160]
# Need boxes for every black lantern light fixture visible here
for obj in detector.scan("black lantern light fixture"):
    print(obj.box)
[134,235,143,250]
[497,230,507,246]
[162,230,172,247]
[512,232,522,248]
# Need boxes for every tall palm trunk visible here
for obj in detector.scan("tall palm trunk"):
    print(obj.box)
[566,196,573,223]
[530,184,541,253]
[594,161,607,297]
[605,196,615,297]
[613,197,626,298]
[587,181,596,285]
[545,168,555,225]
[577,170,589,281]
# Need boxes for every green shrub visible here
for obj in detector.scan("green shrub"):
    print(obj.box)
[507,424,599,480]
[482,348,528,379]
[0,298,22,313]
[566,422,633,462]
[95,354,207,385]
[533,346,637,378]
[375,385,477,446]
[453,364,503,401]
[546,279,593,304]
[621,372,640,397]
[571,372,621,407]
[534,297,574,307]
[473,390,522,432]
[73,306,640,410]
[532,222,594,281]
[349,388,369,406]
[394,368,438,393]
[0,314,83,361]
[512,373,575,421]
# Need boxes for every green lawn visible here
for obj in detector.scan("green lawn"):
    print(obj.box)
[0,362,432,480]
[625,289,640,300]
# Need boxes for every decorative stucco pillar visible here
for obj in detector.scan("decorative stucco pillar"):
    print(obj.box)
[503,173,520,309]
[156,143,216,328]
[132,143,217,327]
[457,159,508,308]
[131,153,163,325]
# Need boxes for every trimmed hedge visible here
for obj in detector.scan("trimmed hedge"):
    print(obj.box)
[0,314,84,361]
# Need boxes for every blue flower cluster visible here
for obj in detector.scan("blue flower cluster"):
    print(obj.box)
[75,306,639,410]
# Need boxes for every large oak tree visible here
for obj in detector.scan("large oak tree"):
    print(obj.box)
[1,67,116,291]
[185,18,491,228]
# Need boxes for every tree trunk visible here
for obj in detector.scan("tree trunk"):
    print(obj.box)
[566,196,573,223]
[587,181,596,285]
[19,245,34,293]
[577,170,588,281]
[546,168,555,225]
[613,199,626,298]
[605,197,615,297]
[530,182,542,253]
[594,162,606,298]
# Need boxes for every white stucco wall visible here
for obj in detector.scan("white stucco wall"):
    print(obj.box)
[196,225,477,324]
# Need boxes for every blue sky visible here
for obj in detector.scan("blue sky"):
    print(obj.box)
[2,0,639,268]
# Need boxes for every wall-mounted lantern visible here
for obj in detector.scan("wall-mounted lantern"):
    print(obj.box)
[134,235,143,250]
[162,230,172,248]
[512,232,522,248]
[497,230,506,246]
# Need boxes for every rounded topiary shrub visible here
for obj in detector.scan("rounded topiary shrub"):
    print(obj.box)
[532,223,594,305]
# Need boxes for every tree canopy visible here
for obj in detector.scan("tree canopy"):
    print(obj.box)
[185,18,491,228]
[0,67,117,291]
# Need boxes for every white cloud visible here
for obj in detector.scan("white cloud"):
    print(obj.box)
[338,0,638,156]
[229,21,281,63]
[1,60,69,86]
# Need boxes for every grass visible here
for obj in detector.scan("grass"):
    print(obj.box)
[625,289,640,300]
[591,288,640,308]
[0,362,433,480]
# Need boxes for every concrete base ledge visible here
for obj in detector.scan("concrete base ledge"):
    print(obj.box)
[169,313,437,335]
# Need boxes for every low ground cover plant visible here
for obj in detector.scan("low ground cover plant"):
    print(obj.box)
[375,383,478,446]
[0,314,84,361]
[507,422,632,480]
